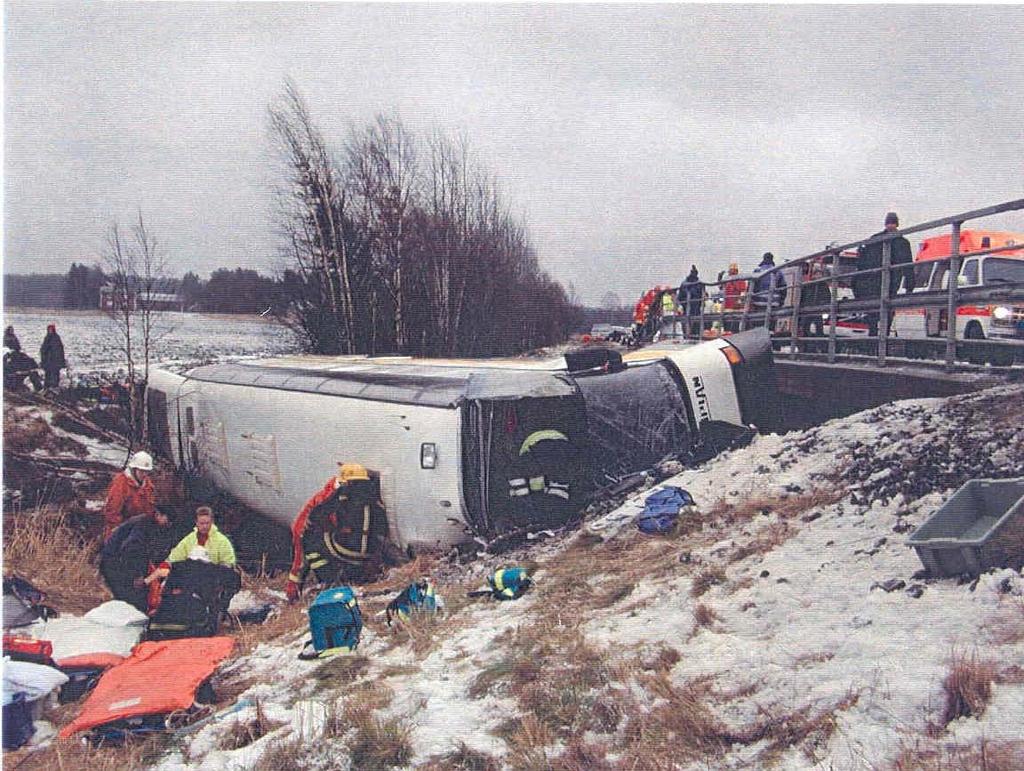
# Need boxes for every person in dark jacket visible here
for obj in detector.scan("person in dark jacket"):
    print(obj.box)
[39,324,67,390]
[751,252,787,310]
[4,326,21,352]
[854,212,915,335]
[3,350,42,391]
[99,509,176,612]
[677,265,704,336]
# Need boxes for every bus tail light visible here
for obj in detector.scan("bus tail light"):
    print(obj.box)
[720,345,744,366]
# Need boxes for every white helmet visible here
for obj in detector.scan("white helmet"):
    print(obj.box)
[127,451,154,471]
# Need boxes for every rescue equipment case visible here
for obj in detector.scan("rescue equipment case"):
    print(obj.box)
[303,586,362,658]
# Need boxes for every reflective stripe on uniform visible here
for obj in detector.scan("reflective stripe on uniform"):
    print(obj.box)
[508,478,528,497]
[310,559,329,570]
[519,430,569,457]
[493,571,506,592]
[288,573,301,583]
[528,476,546,492]
[546,482,570,499]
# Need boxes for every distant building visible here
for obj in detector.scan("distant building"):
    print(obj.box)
[99,281,184,312]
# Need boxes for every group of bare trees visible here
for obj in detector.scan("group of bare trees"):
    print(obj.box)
[269,82,580,357]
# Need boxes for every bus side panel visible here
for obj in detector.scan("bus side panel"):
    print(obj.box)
[662,339,744,427]
[180,380,468,550]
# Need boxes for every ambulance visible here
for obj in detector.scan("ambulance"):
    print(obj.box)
[891,230,1024,364]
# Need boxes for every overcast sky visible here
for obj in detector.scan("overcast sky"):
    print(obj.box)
[5,3,1024,304]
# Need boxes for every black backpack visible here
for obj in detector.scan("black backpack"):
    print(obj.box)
[147,561,240,641]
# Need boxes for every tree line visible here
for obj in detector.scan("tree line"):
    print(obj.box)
[268,82,581,357]
[4,264,290,315]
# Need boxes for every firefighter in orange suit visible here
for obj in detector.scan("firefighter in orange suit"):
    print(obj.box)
[286,463,388,602]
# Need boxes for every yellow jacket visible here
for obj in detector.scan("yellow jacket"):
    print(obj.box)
[167,524,236,567]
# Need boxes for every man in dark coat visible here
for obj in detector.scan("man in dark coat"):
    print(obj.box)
[3,350,42,391]
[99,509,176,612]
[855,212,915,335]
[4,326,21,352]
[39,324,67,390]
[751,252,787,310]
[677,266,704,336]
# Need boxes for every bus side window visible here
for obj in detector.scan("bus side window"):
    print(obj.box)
[959,258,980,287]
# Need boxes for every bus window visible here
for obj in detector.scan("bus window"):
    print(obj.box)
[983,258,1024,285]
[959,258,980,287]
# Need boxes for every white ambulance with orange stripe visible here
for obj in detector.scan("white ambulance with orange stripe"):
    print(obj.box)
[891,230,1024,361]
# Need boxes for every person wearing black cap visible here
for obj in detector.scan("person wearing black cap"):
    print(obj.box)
[751,252,787,310]
[854,212,915,335]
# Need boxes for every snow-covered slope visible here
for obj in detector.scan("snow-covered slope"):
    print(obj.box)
[152,384,1024,770]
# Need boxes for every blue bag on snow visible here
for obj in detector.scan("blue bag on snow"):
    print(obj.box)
[299,586,362,660]
[637,487,695,535]
[386,579,439,626]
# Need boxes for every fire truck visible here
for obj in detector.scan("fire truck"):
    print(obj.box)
[891,229,1024,364]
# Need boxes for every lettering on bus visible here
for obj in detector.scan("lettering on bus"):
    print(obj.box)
[692,376,711,423]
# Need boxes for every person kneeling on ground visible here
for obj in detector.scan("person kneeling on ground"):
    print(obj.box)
[102,451,158,539]
[286,463,389,602]
[98,508,176,613]
[147,546,242,640]
[167,506,236,567]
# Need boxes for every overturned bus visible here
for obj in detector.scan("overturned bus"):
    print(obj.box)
[146,329,776,551]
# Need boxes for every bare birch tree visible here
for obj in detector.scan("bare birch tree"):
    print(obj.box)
[102,210,169,445]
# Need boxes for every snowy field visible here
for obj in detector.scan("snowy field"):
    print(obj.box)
[2,309,301,377]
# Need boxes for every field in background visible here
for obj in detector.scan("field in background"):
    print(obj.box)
[2,309,300,375]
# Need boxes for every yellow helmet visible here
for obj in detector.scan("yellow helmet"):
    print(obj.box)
[337,462,370,482]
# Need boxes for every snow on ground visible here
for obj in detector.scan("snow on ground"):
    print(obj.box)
[87,385,1024,768]
[3,310,300,377]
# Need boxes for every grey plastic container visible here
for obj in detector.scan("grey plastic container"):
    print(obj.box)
[907,478,1024,577]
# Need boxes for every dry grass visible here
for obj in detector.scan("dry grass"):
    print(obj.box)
[729,520,793,563]
[705,488,845,528]
[615,673,859,768]
[2,505,108,613]
[11,734,170,771]
[690,565,727,597]
[309,654,371,692]
[421,742,501,771]
[343,707,413,770]
[692,602,721,631]
[4,411,87,457]
[892,738,1024,771]
[929,650,996,735]
[252,736,307,771]
[218,699,283,751]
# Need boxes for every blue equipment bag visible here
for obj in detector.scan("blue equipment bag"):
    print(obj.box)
[637,487,695,535]
[386,579,438,626]
[487,567,532,601]
[299,586,362,660]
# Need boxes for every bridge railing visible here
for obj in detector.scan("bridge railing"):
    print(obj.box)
[658,198,1024,369]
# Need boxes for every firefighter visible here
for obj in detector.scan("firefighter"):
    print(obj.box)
[286,463,388,602]
[102,451,157,539]
[507,429,577,529]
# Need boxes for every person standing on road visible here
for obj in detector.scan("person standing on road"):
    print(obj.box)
[102,451,157,539]
[39,324,67,391]
[855,212,915,336]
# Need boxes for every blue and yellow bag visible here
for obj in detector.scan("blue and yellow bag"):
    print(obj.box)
[487,567,532,601]
[385,579,439,626]
[299,586,362,660]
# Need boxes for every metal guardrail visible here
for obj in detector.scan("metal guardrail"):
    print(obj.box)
[645,198,1024,370]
